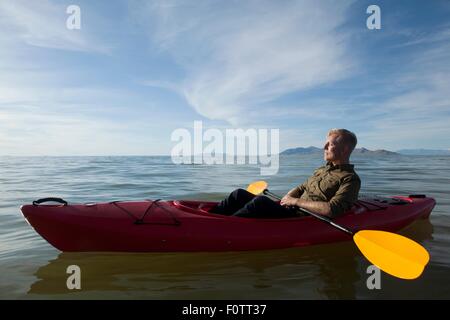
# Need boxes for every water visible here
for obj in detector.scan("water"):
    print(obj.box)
[0,154,449,299]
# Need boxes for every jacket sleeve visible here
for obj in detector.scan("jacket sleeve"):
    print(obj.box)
[329,175,361,218]
[289,182,307,198]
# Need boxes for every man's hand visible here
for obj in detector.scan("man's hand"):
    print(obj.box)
[281,194,332,217]
[280,194,299,207]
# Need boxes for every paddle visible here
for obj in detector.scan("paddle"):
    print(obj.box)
[247,180,430,280]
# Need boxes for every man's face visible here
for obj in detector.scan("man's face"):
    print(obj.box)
[323,134,346,162]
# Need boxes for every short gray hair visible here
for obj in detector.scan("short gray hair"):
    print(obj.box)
[328,128,357,151]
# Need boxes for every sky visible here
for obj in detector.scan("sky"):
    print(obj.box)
[0,0,449,155]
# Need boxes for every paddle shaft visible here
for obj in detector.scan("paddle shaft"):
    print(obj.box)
[263,190,354,236]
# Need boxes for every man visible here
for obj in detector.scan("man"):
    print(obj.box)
[211,129,361,218]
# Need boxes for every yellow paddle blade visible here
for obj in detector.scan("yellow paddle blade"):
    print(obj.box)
[247,181,268,195]
[353,230,430,280]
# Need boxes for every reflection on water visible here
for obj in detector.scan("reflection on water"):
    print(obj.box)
[27,219,433,299]
[29,243,361,299]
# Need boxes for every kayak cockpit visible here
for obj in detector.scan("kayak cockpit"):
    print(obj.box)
[172,198,387,217]
[172,200,218,214]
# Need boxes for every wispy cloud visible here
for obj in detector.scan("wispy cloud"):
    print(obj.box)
[133,0,356,124]
[140,80,181,94]
[356,29,450,149]
[0,104,175,156]
[0,0,109,53]
[391,25,450,49]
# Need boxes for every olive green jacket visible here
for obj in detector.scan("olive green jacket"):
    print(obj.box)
[290,162,361,217]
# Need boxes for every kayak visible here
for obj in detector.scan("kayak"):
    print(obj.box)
[21,195,435,252]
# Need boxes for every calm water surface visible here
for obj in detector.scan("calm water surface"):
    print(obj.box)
[0,155,449,299]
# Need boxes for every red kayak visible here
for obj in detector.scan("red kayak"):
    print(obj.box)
[21,195,435,252]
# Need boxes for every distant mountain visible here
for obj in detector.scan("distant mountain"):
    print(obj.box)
[280,146,322,155]
[281,146,398,156]
[396,149,450,156]
[353,147,398,156]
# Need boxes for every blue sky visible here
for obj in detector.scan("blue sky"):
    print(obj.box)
[0,0,449,155]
